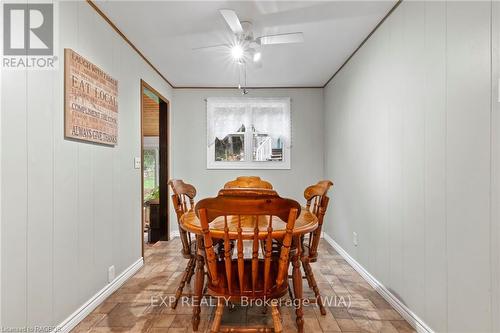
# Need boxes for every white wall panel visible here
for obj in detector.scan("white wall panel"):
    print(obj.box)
[446,2,492,331]
[368,19,391,288]
[0,3,29,325]
[423,2,447,331]
[492,2,500,331]
[25,0,56,324]
[324,1,496,331]
[89,5,115,298]
[1,68,28,328]
[26,51,55,327]
[1,0,173,326]
[385,8,405,300]
[401,1,426,317]
[52,1,80,322]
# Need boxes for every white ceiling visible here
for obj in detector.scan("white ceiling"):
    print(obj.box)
[95,1,396,88]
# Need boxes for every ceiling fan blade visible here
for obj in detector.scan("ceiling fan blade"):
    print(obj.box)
[192,43,229,51]
[219,9,243,34]
[257,32,304,45]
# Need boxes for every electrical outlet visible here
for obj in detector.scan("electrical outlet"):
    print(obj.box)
[108,265,115,283]
[353,232,358,247]
[134,157,141,169]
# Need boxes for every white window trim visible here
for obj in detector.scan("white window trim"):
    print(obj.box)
[206,97,291,170]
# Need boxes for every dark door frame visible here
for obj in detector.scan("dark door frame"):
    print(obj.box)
[140,79,170,257]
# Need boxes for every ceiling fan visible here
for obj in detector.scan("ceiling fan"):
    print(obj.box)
[193,9,305,65]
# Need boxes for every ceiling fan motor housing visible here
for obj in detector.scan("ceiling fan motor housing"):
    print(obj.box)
[240,21,254,41]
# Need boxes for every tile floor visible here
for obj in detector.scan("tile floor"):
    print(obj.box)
[72,238,416,333]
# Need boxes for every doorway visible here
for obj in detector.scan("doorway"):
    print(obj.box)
[141,80,169,256]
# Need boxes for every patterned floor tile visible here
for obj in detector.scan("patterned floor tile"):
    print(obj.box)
[72,239,415,333]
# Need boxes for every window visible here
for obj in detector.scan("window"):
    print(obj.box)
[207,97,291,169]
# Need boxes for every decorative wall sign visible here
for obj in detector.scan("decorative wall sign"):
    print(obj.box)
[64,48,118,145]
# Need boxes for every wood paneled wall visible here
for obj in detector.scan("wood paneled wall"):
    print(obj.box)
[142,93,159,137]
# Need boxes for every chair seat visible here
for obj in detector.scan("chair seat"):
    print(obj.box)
[207,259,288,300]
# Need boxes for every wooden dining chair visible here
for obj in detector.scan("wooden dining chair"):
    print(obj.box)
[195,189,301,333]
[299,180,333,315]
[223,176,273,189]
[168,179,198,309]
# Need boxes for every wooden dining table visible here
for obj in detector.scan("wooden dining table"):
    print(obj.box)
[180,207,318,333]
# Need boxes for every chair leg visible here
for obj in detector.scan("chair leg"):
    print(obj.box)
[186,257,196,284]
[271,304,282,333]
[301,259,313,289]
[292,242,304,333]
[172,257,195,309]
[192,237,205,332]
[288,282,295,300]
[302,258,326,315]
[210,298,224,333]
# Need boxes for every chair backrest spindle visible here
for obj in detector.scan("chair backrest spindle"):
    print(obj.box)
[236,215,245,293]
[251,216,259,296]
[276,209,297,287]
[198,208,219,285]
[223,216,232,293]
[263,214,273,294]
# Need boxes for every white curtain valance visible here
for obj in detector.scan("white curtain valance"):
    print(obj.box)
[252,106,289,140]
[206,97,291,146]
[210,105,247,142]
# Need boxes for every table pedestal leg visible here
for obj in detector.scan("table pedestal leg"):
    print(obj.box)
[192,236,205,331]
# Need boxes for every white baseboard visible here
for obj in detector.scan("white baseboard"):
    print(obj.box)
[55,257,144,333]
[170,230,180,238]
[322,233,434,333]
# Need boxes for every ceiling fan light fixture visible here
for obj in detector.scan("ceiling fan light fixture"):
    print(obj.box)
[231,44,244,60]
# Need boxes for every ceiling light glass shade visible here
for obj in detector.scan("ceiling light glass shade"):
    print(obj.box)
[231,45,244,60]
[253,52,261,62]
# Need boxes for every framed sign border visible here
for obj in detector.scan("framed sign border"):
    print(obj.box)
[64,48,118,146]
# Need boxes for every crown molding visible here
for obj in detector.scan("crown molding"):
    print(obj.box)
[173,86,324,89]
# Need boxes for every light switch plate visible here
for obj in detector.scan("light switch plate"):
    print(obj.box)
[134,157,141,169]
